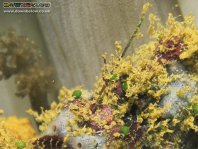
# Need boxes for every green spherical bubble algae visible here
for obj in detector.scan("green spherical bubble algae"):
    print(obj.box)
[122,81,128,92]
[16,140,26,149]
[72,90,82,99]
[110,74,117,81]
[120,126,130,136]
[192,104,198,115]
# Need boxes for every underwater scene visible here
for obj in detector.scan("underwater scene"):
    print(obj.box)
[0,1,198,149]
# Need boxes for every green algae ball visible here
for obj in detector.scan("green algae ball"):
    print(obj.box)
[110,74,117,81]
[120,126,129,136]
[122,81,128,92]
[192,104,198,115]
[72,90,82,99]
[16,140,26,149]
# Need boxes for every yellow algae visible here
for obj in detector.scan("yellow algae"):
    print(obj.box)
[182,116,198,132]
[176,86,192,98]
[27,102,63,131]
[172,118,180,126]
[142,2,152,14]
[3,117,36,140]
[148,13,198,62]
[113,132,121,137]
[0,116,35,149]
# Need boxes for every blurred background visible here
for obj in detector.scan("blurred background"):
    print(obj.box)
[0,0,197,126]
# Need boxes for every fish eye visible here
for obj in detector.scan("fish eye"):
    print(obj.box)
[77,142,82,148]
